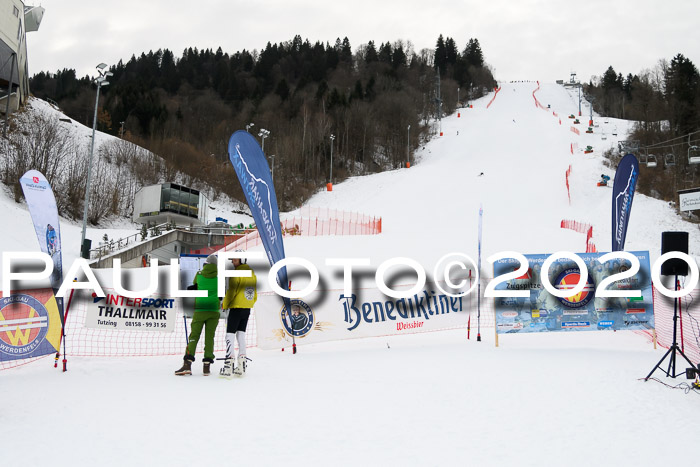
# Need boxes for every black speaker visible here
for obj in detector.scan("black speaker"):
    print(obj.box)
[661,231,689,276]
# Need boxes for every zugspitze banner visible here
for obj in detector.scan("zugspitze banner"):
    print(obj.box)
[493,251,654,334]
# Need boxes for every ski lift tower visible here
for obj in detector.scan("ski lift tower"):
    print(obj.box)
[570,72,582,116]
[435,68,443,136]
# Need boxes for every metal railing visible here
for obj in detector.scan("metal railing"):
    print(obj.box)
[88,222,254,260]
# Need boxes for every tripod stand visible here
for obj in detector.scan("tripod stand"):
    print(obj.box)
[645,275,696,380]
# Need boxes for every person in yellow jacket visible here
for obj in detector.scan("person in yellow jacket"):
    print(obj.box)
[219,251,257,378]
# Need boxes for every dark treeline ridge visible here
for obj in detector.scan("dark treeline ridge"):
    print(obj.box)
[29,35,495,210]
[585,53,700,206]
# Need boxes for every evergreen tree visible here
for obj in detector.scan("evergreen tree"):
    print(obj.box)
[665,53,699,133]
[392,43,407,69]
[464,38,484,68]
[365,40,378,63]
[602,66,620,91]
[434,34,447,74]
[445,37,458,68]
[340,37,353,64]
[378,42,393,65]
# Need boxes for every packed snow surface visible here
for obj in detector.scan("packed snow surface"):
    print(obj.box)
[3,82,700,466]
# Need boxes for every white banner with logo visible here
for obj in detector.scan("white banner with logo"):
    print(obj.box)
[679,187,700,212]
[78,267,178,332]
[254,283,471,350]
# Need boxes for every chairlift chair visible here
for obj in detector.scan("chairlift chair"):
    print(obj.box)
[689,145,700,165]
[646,154,658,168]
[683,171,695,187]
[664,153,676,167]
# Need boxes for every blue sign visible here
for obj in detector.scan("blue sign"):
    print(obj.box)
[228,131,290,311]
[612,154,639,251]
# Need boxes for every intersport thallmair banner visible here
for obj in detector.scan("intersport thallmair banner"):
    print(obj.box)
[74,267,179,332]
[228,130,290,309]
[19,170,64,291]
[493,251,654,334]
[255,283,471,350]
[0,288,62,361]
[611,154,639,251]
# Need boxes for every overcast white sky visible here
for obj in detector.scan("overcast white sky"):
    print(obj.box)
[25,0,700,84]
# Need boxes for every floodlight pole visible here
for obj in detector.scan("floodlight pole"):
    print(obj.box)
[407,125,411,167]
[578,83,582,117]
[270,154,275,182]
[80,63,111,258]
[329,134,335,183]
[3,52,16,138]
[258,128,270,159]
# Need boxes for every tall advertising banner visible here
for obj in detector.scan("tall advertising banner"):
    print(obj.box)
[228,131,290,309]
[612,154,639,251]
[493,251,654,334]
[19,170,64,291]
[0,288,63,361]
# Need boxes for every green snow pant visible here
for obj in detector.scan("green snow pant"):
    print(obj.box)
[185,311,220,361]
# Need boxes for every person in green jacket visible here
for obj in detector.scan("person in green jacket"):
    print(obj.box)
[219,250,257,378]
[175,254,220,376]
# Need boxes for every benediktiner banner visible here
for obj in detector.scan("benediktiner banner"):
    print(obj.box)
[255,282,471,350]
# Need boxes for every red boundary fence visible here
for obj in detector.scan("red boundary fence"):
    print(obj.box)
[560,219,597,253]
[565,165,572,205]
[223,207,382,251]
[532,82,549,110]
[486,86,502,108]
[636,285,700,365]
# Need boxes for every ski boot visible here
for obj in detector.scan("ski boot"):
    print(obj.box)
[219,357,234,379]
[233,355,247,377]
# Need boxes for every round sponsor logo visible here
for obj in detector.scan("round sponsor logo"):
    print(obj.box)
[0,294,49,356]
[281,299,314,338]
[554,268,595,308]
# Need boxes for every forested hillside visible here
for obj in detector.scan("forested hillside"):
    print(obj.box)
[28,35,495,211]
[585,53,700,203]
